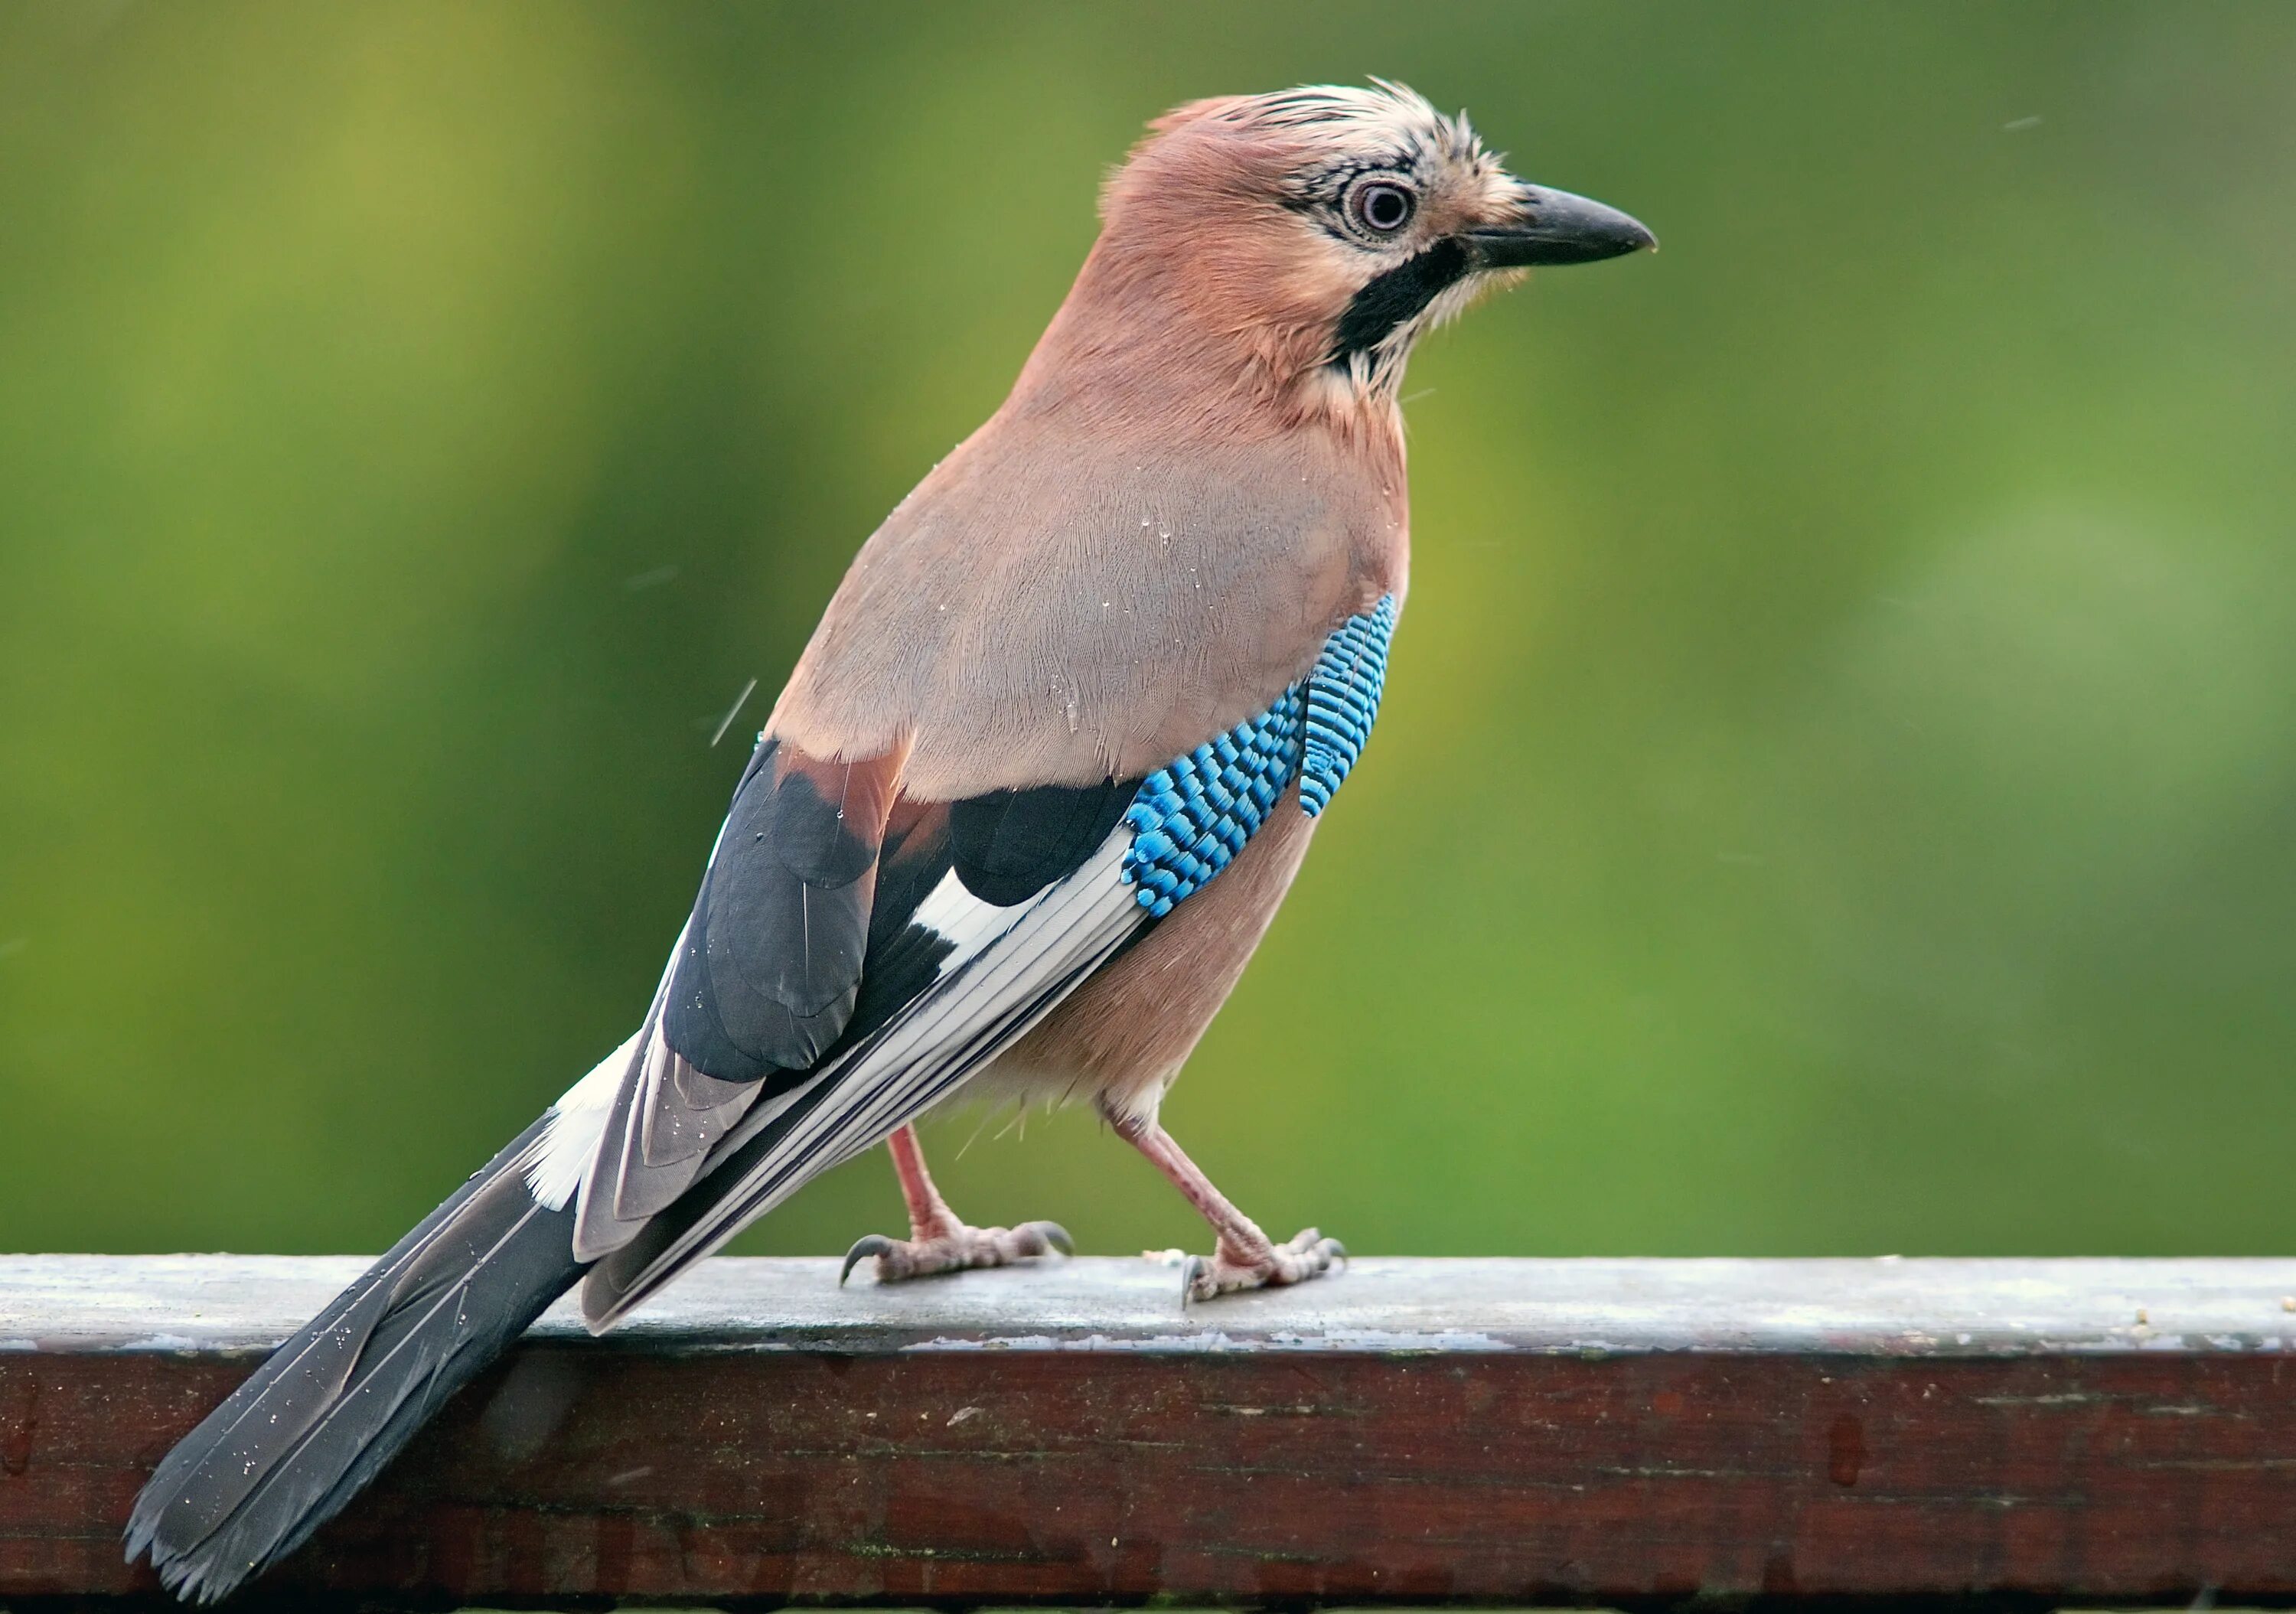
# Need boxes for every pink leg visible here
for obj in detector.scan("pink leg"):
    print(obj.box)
[840,1123,1073,1285]
[1105,1107,1345,1303]
[887,1123,957,1238]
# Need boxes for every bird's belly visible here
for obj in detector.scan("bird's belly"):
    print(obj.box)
[963,787,1319,1123]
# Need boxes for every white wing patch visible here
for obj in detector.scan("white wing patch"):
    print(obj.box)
[533,856,1027,1247]
[580,827,1146,1329]
[525,1029,641,1212]
[914,867,1024,961]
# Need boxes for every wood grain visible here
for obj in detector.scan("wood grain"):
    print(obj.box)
[5,1254,2296,1606]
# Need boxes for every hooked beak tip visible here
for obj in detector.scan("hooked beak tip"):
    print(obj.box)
[1467,185,1656,269]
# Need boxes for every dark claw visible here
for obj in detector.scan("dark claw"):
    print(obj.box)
[1179,1254,1207,1309]
[1023,1220,1075,1257]
[1322,1237,1349,1268]
[840,1234,895,1286]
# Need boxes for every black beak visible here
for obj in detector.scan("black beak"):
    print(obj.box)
[1463,184,1655,269]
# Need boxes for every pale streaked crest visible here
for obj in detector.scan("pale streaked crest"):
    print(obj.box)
[1104,81,1552,411]
[1201,79,1485,168]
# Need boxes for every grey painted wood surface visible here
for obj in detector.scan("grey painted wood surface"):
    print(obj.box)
[8,1252,2296,1356]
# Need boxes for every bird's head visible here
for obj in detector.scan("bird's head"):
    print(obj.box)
[1060,81,1652,427]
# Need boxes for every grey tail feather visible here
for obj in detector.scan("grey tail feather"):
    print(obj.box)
[125,1117,588,1604]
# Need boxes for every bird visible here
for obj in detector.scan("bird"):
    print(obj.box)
[126,80,1652,1603]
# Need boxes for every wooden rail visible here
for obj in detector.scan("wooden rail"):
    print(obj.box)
[5,1254,2296,1608]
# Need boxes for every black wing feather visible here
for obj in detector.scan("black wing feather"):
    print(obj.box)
[949,778,1133,904]
[584,776,1148,1324]
[663,739,885,1080]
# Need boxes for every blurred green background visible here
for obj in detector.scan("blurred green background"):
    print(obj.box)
[5,2,2294,1264]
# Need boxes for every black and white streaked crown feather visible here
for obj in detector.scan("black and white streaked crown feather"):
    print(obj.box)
[1230,80,1478,159]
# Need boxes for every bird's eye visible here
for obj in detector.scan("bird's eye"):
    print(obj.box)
[1349,180,1417,236]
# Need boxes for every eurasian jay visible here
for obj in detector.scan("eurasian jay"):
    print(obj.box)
[128,82,1650,1602]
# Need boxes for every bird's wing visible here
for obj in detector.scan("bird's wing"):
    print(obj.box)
[576,771,1159,1328]
[566,738,902,1260]
[575,594,1401,1329]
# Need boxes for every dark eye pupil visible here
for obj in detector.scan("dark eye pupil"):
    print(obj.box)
[1358,184,1411,232]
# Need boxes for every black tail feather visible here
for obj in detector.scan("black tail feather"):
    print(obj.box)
[126,1118,588,1604]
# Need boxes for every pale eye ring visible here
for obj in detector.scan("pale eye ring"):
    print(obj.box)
[1349,180,1417,236]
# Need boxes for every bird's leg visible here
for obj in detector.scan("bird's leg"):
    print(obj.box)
[1105,1106,1345,1303]
[840,1123,1072,1284]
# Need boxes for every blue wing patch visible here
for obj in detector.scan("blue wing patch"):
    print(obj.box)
[1300,592,1398,817]
[1120,695,1305,917]
[1120,595,1397,916]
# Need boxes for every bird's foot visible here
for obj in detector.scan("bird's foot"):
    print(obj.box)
[1182,1226,1346,1304]
[840,1216,1072,1285]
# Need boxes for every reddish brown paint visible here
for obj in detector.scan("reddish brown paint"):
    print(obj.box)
[1826,1412,1866,1487]
[6,1343,2296,1606]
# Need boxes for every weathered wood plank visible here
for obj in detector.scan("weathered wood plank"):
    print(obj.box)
[5,1254,2296,1606]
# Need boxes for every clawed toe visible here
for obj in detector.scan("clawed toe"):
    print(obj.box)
[1181,1225,1347,1305]
[839,1218,1073,1286]
[839,1234,898,1286]
[1019,1218,1076,1257]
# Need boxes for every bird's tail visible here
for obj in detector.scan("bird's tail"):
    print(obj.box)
[125,1113,588,1604]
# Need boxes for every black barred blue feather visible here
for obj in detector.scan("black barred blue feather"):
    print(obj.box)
[1301,593,1397,817]
[1120,595,1396,912]
[1121,696,1304,915]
